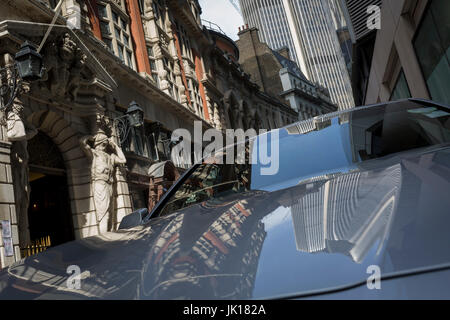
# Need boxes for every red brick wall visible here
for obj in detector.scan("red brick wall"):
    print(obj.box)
[125,0,152,74]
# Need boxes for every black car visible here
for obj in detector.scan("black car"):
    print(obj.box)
[1,98,450,299]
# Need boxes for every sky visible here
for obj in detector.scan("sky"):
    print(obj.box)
[198,0,244,40]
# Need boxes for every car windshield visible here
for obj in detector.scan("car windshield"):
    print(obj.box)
[157,100,450,217]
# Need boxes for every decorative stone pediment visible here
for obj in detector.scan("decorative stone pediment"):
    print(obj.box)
[36,32,116,107]
[0,21,117,114]
[39,33,90,101]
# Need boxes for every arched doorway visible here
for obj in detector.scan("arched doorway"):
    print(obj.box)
[26,131,74,249]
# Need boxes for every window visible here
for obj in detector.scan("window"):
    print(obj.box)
[98,4,108,18]
[152,0,166,29]
[146,128,159,161]
[97,2,136,69]
[390,70,411,101]
[152,1,159,20]
[48,0,58,9]
[123,126,150,158]
[100,21,110,36]
[123,34,130,47]
[158,163,252,217]
[163,56,178,101]
[126,50,134,67]
[414,0,450,105]
[152,73,159,87]
[115,26,121,39]
[148,46,159,86]
[120,17,127,30]
[175,23,193,60]
[190,80,204,117]
[149,59,156,71]
[112,11,119,24]
[104,38,113,52]
[117,43,124,61]
[138,0,145,14]
[133,128,146,156]
[130,187,149,211]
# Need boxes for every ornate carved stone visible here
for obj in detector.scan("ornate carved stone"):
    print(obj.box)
[80,129,127,234]
[213,102,222,129]
[40,33,90,101]
[164,9,172,31]
[183,60,192,77]
[159,69,169,90]
[159,33,169,51]
[6,99,37,141]
[173,59,181,74]
[153,44,162,57]
[178,84,187,104]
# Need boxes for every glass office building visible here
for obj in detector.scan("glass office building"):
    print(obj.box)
[239,0,355,110]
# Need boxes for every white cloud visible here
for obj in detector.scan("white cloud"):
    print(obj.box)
[199,0,244,40]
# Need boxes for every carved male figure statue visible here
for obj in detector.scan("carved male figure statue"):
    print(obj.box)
[80,131,126,234]
[41,33,87,100]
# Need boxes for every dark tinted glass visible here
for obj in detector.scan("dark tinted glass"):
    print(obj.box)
[413,0,450,104]
[390,70,411,101]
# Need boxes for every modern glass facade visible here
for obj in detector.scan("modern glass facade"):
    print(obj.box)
[239,0,355,110]
[413,0,450,106]
[390,70,411,101]
[328,0,352,76]
[288,0,355,110]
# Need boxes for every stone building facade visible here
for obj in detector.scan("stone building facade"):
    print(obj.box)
[236,26,337,120]
[239,0,355,110]
[0,0,297,268]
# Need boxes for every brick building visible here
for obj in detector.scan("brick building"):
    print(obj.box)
[0,0,297,268]
[236,26,337,120]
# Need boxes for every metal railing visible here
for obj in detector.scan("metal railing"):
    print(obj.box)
[20,236,51,258]
[201,19,227,35]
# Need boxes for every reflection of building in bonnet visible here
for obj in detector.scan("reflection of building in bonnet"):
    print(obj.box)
[142,196,267,299]
[290,164,402,262]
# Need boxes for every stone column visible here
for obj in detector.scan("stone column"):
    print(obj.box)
[171,24,191,106]
[0,126,20,268]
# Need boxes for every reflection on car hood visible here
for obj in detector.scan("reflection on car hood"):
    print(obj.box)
[1,147,450,299]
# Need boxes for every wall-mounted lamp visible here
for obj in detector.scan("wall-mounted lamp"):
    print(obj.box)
[0,42,44,111]
[114,101,145,145]
[1,0,66,111]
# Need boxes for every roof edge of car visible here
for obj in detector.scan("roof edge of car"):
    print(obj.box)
[192,98,448,166]
[283,98,449,134]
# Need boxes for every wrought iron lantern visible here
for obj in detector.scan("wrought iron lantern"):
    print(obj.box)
[1,0,67,111]
[14,41,44,82]
[148,121,183,161]
[126,101,144,128]
[0,41,44,111]
[114,101,145,145]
